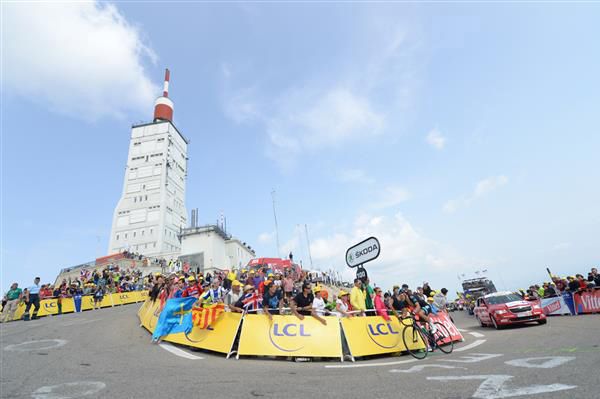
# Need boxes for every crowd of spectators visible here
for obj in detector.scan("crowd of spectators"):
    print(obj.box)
[521,267,600,300]
[146,266,450,328]
[1,266,146,322]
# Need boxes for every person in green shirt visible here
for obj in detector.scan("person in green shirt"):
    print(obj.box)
[1,283,22,322]
[363,278,375,315]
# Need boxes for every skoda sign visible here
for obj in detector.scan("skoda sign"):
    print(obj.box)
[346,236,380,268]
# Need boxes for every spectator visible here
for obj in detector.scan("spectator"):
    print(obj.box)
[93,286,104,310]
[182,276,203,298]
[1,283,22,323]
[363,278,375,315]
[291,282,314,319]
[225,281,243,312]
[423,282,432,297]
[201,280,226,303]
[374,287,390,321]
[311,286,328,325]
[336,291,354,317]
[262,282,284,321]
[350,279,366,316]
[23,277,41,321]
[433,288,448,311]
[283,273,294,300]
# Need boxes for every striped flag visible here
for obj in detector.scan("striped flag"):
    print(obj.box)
[192,303,225,329]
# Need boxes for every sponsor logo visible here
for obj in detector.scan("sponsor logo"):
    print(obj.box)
[366,322,401,349]
[119,294,130,300]
[354,244,378,260]
[184,325,214,343]
[543,299,561,314]
[579,293,600,312]
[43,302,57,310]
[268,323,310,352]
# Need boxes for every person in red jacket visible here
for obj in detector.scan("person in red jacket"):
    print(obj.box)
[182,276,203,298]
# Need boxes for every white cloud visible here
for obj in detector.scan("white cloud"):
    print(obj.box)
[338,169,375,184]
[258,231,275,244]
[374,186,410,209]
[308,212,467,288]
[443,175,509,214]
[221,21,419,169]
[4,1,158,120]
[426,128,446,150]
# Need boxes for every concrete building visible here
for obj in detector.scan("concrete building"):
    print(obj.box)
[108,69,188,257]
[179,224,256,275]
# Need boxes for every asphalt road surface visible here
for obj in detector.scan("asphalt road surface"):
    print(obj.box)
[2,304,599,399]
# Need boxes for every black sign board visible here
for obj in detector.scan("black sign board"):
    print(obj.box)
[356,266,368,283]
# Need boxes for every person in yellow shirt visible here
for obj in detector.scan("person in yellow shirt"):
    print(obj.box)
[350,279,366,316]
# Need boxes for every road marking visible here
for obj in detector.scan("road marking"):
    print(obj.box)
[390,364,467,373]
[427,375,576,399]
[454,339,486,352]
[325,358,418,369]
[31,381,106,399]
[158,343,203,360]
[4,339,67,352]
[505,356,575,369]
[457,328,468,332]
[440,353,502,363]
[469,331,485,338]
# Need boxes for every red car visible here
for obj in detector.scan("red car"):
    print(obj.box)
[474,291,547,329]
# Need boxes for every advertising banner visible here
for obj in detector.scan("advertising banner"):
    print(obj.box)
[541,296,572,315]
[574,290,600,314]
[238,314,342,358]
[341,316,419,357]
[163,312,243,354]
[429,311,464,343]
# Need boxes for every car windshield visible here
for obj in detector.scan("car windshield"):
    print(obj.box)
[486,294,522,305]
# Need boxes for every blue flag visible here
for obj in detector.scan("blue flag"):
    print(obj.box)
[152,297,197,341]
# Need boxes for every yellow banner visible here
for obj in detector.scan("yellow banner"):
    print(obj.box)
[238,314,342,358]
[340,316,425,357]
[163,312,243,354]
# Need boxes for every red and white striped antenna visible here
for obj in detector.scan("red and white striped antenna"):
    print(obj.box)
[154,68,174,122]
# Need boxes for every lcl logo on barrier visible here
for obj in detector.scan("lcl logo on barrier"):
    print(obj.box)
[273,323,311,337]
[269,323,310,352]
[119,294,129,300]
[366,322,402,349]
[43,302,57,310]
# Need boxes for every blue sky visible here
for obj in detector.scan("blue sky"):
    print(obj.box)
[2,2,599,294]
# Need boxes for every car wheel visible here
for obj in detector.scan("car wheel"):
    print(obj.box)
[537,319,547,325]
[491,315,502,330]
[477,316,485,327]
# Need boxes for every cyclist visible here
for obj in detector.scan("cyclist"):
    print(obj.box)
[407,289,438,334]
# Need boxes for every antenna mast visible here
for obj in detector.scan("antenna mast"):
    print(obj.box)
[271,190,281,258]
[305,224,314,269]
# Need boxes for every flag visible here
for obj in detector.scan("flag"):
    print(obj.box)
[192,303,225,329]
[242,292,262,312]
[152,297,197,341]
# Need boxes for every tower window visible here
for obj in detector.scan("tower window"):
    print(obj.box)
[116,234,119,240]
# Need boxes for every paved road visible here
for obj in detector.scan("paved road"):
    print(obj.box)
[2,304,599,398]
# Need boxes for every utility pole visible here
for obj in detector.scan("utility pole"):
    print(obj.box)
[305,224,314,269]
[271,190,281,258]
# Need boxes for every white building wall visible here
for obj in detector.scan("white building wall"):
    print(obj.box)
[180,228,255,273]
[108,121,188,258]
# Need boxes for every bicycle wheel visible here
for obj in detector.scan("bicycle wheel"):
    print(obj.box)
[402,324,429,359]
[432,322,453,354]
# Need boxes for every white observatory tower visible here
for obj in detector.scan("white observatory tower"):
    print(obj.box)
[108,69,188,258]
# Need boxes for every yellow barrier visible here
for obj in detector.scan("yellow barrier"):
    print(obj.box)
[238,314,343,358]
[163,312,243,354]
[8,291,148,321]
[340,316,425,357]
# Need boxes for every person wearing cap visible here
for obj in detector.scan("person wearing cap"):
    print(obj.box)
[311,286,328,325]
[201,279,226,303]
[1,283,22,323]
[336,291,354,317]
[183,276,203,298]
[262,282,284,321]
[225,281,243,312]
[233,285,258,313]
[350,279,366,316]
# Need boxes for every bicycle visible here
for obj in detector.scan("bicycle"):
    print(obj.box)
[400,312,454,359]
